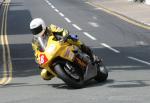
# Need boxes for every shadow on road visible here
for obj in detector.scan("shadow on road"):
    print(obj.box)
[0,79,113,89]
[0,83,49,88]
[107,79,150,88]
[8,8,32,35]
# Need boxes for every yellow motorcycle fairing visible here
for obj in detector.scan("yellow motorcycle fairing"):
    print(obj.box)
[35,35,76,77]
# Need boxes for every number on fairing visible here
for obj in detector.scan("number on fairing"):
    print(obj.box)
[40,55,45,64]
[40,54,48,64]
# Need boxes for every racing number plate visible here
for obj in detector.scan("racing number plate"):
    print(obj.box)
[39,54,48,64]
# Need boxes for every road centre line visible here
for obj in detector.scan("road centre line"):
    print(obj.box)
[83,32,96,40]
[101,43,120,53]
[51,5,55,9]
[44,0,100,41]
[128,56,150,66]
[64,17,71,23]
[44,0,83,31]
[72,24,82,31]
[44,0,99,41]
[59,12,64,17]
[45,0,52,5]
[48,2,52,6]
[54,8,59,12]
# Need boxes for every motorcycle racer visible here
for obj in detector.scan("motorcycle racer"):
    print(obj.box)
[30,18,98,80]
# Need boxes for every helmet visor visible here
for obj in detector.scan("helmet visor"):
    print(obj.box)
[31,25,43,35]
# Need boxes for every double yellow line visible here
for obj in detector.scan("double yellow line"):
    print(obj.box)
[0,0,12,85]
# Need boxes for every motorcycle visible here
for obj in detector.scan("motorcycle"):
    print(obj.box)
[33,34,108,88]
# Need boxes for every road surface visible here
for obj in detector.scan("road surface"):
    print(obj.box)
[0,0,150,103]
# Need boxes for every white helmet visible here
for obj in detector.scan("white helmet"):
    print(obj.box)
[30,18,46,36]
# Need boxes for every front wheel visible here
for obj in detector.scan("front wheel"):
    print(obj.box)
[94,62,108,82]
[54,61,84,89]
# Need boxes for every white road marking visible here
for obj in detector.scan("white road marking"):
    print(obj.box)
[85,2,90,4]
[64,18,71,23]
[59,12,64,17]
[128,56,150,66]
[136,41,148,46]
[88,22,99,27]
[54,9,59,12]
[48,2,52,6]
[45,0,50,4]
[51,5,55,9]
[92,16,98,20]
[72,24,82,31]
[101,43,120,53]
[45,0,51,5]
[83,32,96,40]
[143,22,150,26]
[95,8,103,10]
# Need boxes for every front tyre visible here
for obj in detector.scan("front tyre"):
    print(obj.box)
[54,62,84,89]
[95,62,108,82]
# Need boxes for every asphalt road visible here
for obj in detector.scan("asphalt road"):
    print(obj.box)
[0,0,150,103]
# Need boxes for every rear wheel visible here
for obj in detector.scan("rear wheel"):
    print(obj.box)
[94,62,108,82]
[54,61,84,89]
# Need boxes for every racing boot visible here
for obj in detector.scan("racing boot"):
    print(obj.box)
[80,44,101,64]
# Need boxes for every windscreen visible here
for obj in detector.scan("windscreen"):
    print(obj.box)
[37,36,48,52]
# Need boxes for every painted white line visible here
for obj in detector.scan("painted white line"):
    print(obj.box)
[95,8,103,10]
[101,43,120,53]
[144,23,150,26]
[51,5,55,9]
[45,0,52,6]
[88,22,99,27]
[64,18,71,23]
[59,12,64,17]
[54,9,59,12]
[47,2,52,6]
[45,0,50,3]
[128,56,150,66]
[83,32,96,40]
[72,24,82,31]
[85,2,90,4]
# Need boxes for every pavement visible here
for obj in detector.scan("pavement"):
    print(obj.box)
[87,0,150,27]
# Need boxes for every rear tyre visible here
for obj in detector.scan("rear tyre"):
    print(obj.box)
[54,61,84,89]
[94,62,108,82]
